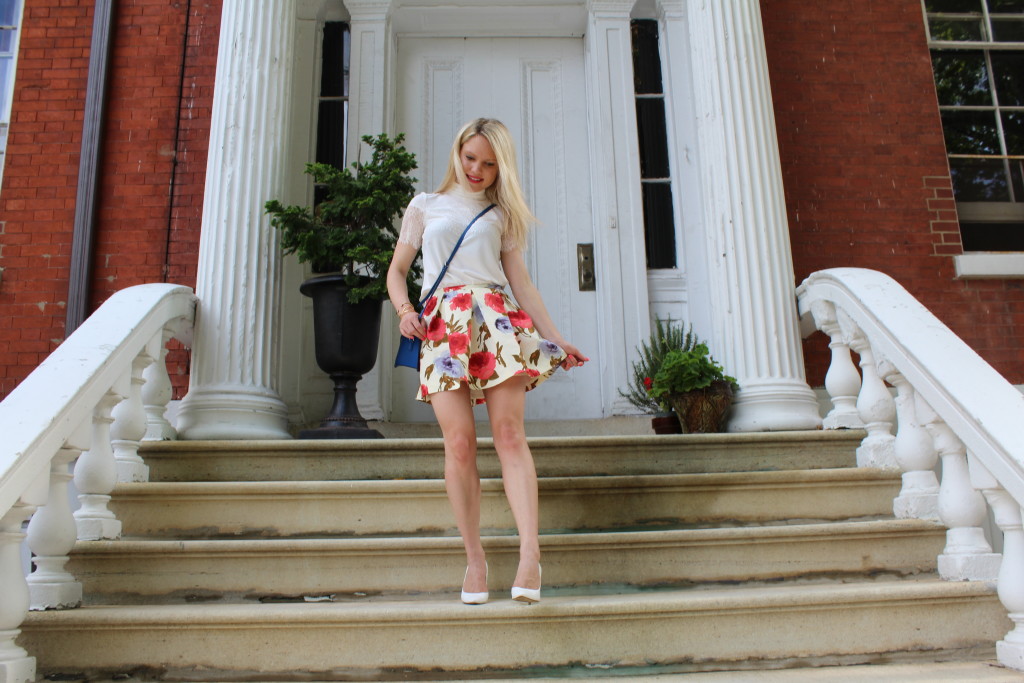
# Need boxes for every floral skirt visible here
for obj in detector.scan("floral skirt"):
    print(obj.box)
[416,284,567,404]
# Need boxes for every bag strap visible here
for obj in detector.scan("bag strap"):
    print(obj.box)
[417,203,496,312]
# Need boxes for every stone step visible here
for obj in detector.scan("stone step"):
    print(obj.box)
[138,430,863,482]
[67,519,945,602]
[21,580,1010,680]
[109,467,901,538]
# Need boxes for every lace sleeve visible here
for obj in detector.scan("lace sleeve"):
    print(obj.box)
[398,198,426,249]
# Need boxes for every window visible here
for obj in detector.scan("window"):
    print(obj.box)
[313,21,350,205]
[0,0,23,176]
[631,19,677,269]
[925,0,1024,251]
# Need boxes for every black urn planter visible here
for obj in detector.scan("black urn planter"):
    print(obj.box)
[298,273,384,439]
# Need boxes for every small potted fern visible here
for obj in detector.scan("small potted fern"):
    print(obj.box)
[620,319,699,434]
[648,343,737,433]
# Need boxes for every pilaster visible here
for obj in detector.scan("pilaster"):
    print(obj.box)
[684,0,821,431]
[177,0,297,439]
[585,0,651,415]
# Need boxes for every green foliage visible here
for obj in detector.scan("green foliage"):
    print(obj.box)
[265,133,420,303]
[649,343,737,400]
[619,319,698,413]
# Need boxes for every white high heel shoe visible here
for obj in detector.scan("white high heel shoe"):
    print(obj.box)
[461,563,489,605]
[511,564,542,604]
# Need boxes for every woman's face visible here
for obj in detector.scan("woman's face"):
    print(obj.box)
[458,134,498,192]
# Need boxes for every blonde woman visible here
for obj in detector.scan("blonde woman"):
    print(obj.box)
[387,118,587,604]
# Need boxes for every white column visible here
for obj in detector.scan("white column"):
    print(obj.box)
[346,0,394,422]
[176,0,296,440]
[685,0,820,431]
[585,0,652,415]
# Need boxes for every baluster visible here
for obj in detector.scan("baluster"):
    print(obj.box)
[73,384,126,541]
[142,329,177,441]
[923,414,1000,580]
[0,471,47,683]
[26,422,91,610]
[845,327,897,468]
[967,456,1024,669]
[112,346,156,482]
[809,301,862,429]
[886,372,939,520]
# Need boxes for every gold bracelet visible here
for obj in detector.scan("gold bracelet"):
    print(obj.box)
[396,303,416,318]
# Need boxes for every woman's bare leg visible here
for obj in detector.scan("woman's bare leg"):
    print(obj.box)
[485,376,541,590]
[431,385,487,593]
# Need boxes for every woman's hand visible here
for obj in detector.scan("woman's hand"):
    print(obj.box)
[399,311,426,340]
[558,341,589,371]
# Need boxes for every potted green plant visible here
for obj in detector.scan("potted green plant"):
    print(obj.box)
[265,132,418,439]
[620,319,698,434]
[648,343,738,434]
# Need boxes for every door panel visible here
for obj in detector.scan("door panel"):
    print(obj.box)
[392,37,602,422]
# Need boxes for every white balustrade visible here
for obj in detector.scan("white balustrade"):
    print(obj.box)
[969,456,1024,668]
[26,421,90,611]
[846,328,897,469]
[887,373,939,520]
[73,389,126,541]
[0,283,195,683]
[808,300,863,430]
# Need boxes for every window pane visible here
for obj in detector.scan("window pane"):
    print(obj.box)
[320,22,349,98]
[0,28,12,53]
[942,109,1001,153]
[950,157,1012,200]
[988,0,1024,13]
[960,221,1024,249]
[631,20,663,95]
[931,51,991,105]
[992,52,1024,105]
[1004,112,1024,154]
[636,98,670,178]
[992,18,1024,41]
[0,0,16,27]
[928,0,983,11]
[929,18,986,40]
[316,100,347,169]
[641,183,676,269]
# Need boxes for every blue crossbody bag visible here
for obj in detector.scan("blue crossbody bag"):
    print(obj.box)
[394,203,496,370]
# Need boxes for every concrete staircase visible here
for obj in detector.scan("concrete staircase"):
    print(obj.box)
[19,430,1013,680]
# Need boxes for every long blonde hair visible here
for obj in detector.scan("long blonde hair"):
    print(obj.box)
[437,118,535,251]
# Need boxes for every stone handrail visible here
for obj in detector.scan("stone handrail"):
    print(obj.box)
[797,267,1024,671]
[0,283,195,683]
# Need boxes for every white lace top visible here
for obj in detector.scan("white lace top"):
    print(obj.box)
[398,186,516,299]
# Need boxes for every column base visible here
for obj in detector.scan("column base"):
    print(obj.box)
[726,380,823,432]
[115,460,149,483]
[74,516,121,541]
[893,492,939,521]
[998,621,1024,671]
[177,386,291,440]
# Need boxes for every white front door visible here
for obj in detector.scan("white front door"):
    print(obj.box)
[391,36,603,422]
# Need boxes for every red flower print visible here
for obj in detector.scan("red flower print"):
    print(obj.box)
[469,351,497,379]
[420,384,429,397]
[448,332,469,356]
[449,292,472,311]
[484,292,506,314]
[426,316,447,341]
[422,296,439,317]
[507,309,533,328]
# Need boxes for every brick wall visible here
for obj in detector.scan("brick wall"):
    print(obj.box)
[761,0,1024,386]
[0,0,221,399]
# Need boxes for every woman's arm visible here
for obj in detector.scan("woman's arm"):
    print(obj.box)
[387,242,426,340]
[502,248,588,369]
